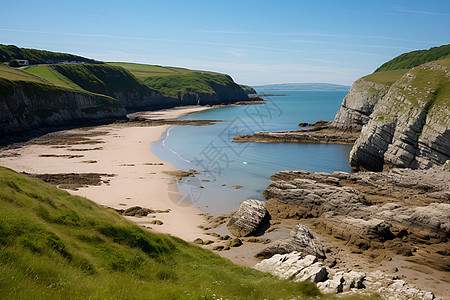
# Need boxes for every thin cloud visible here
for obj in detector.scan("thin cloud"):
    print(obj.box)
[289,39,414,50]
[396,8,450,16]
[196,29,439,45]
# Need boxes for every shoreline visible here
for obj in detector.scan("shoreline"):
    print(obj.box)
[0,105,213,242]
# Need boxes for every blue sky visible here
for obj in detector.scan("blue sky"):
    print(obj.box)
[1,0,449,85]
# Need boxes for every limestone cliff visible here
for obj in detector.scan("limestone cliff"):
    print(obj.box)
[333,78,390,132]
[0,79,126,135]
[350,59,450,171]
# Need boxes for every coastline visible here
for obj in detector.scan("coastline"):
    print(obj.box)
[0,105,212,242]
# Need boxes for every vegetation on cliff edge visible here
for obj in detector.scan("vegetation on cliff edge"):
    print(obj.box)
[374,44,450,72]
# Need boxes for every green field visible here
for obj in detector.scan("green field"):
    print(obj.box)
[0,166,328,299]
[108,62,219,80]
[24,65,84,91]
[362,69,409,85]
[0,64,50,84]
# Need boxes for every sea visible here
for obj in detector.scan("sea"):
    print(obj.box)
[152,91,353,215]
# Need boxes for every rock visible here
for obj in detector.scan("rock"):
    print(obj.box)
[255,251,436,298]
[317,273,344,294]
[227,199,270,237]
[229,238,243,247]
[256,224,325,259]
[193,238,204,245]
[333,78,390,132]
[342,271,365,289]
[294,262,328,283]
[233,129,357,144]
[255,252,327,282]
[262,168,450,272]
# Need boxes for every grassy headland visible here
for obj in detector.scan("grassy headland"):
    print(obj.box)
[375,44,450,72]
[0,166,321,299]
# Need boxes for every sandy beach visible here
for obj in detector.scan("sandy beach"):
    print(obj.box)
[0,106,212,242]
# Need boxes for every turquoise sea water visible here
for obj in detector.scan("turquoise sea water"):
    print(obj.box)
[152,91,353,215]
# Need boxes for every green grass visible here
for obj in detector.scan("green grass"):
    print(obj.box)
[375,44,450,72]
[0,64,50,84]
[108,62,219,80]
[144,73,237,97]
[362,69,409,85]
[0,166,325,299]
[24,65,83,91]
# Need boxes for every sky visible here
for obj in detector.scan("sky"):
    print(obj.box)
[1,0,449,86]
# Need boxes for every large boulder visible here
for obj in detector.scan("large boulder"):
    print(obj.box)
[254,252,328,283]
[256,224,325,259]
[227,199,270,237]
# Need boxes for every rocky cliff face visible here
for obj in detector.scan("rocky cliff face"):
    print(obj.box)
[333,78,390,132]
[0,79,126,135]
[350,60,450,171]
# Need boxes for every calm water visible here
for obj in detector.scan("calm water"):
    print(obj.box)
[152,91,352,215]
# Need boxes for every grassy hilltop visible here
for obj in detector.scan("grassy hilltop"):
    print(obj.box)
[374,44,450,72]
[0,167,322,299]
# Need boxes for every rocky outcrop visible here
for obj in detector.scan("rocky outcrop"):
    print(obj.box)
[227,199,270,237]
[256,224,325,259]
[255,251,436,299]
[263,167,450,271]
[349,61,450,171]
[333,78,390,132]
[0,79,126,136]
[255,252,328,283]
[233,129,357,144]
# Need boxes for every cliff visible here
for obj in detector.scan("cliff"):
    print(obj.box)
[49,64,175,110]
[349,59,450,171]
[0,78,126,135]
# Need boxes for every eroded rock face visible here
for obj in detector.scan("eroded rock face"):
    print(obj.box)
[350,62,450,171]
[257,224,325,259]
[255,252,436,299]
[333,79,390,132]
[0,81,126,135]
[226,199,269,237]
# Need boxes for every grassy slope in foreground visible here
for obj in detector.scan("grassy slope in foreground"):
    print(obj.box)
[375,44,450,72]
[0,167,322,299]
